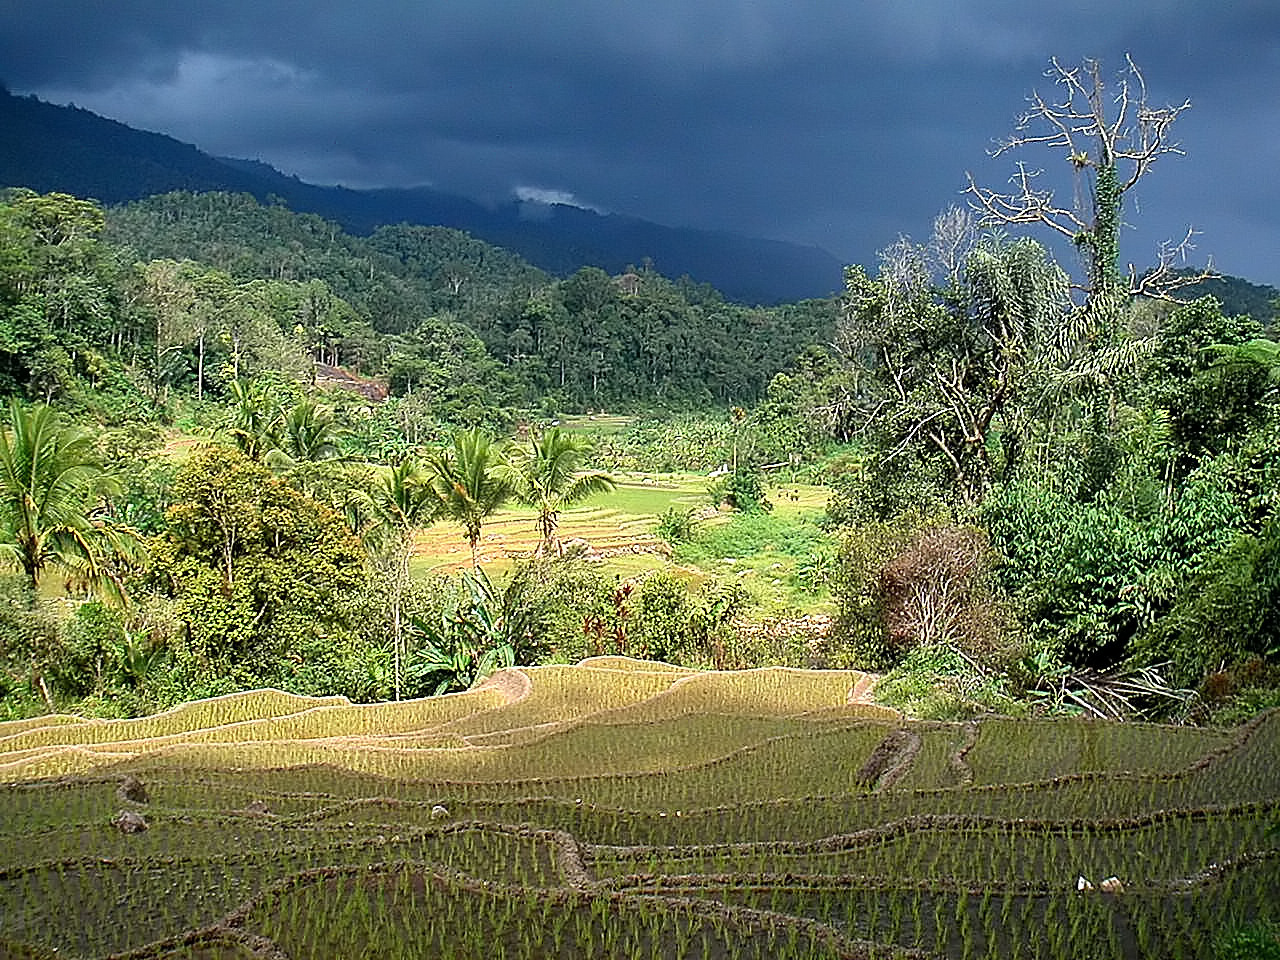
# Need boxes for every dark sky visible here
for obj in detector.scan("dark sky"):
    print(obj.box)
[4,1,1277,284]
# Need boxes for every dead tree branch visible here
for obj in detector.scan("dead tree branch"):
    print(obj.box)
[965,56,1211,303]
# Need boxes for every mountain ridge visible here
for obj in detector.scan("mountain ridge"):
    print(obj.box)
[0,88,845,305]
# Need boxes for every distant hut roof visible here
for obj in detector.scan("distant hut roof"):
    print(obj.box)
[314,362,389,401]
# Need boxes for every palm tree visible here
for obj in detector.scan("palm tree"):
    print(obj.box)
[503,427,615,556]
[265,398,342,471]
[226,379,284,462]
[0,400,141,596]
[424,428,514,570]
[356,457,437,700]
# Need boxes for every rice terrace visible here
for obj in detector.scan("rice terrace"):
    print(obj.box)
[1,660,1276,959]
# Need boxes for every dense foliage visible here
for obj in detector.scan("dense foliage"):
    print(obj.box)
[104,191,837,411]
[802,207,1280,720]
[2,58,1277,960]
[0,172,1277,726]
[150,446,367,694]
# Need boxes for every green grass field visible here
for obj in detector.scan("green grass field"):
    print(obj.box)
[1,661,1276,959]
[411,474,836,614]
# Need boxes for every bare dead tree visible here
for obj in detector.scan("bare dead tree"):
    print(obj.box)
[965,56,1213,321]
[878,524,996,655]
[927,206,979,288]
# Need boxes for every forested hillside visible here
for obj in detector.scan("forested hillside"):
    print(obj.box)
[3,40,1278,960]
[0,187,836,426]
[0,87,845,304]
[103,191,837,411]
[1162,270,1278,330]
[0,162,1277,732]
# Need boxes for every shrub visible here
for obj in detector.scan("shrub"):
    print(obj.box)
[830,515,1011,672]
[878,524,998,656]
[55,601,126,697]
[708,465,771,513]
[628,571,748,667]
[515,558,616,664]
[628,570,690,663]
[655,507,697,544]
[829,510,938,669]
[1133,521,1280,687]
[0,575,64,709]
[876,642,1024,720]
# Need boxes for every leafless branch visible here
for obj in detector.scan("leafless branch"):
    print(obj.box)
[883,407,949,463]
[1130,227,1217,301]
[965,164,1085,239]
[928,206,978,286]
[966,56,1201,301]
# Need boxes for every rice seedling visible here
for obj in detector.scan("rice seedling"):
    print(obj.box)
[0,665,1275,959]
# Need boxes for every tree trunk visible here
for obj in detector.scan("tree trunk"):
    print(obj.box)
[196,333,205,401]
[392,547,407,701]
[539,511,558,558]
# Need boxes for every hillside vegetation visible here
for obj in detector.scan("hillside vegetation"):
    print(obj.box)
[0,176,1278,728]
[0,87,845,304]
[3,54,1280,960]
[2,52,1280,734]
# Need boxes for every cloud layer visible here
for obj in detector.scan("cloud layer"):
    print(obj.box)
[4,1,1277,281]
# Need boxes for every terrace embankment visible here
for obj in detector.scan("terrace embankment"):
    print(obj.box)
[855,727,923,791]
[0,665,1276,959]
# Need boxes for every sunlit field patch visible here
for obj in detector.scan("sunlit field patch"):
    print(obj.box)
[410,475,706,574]
[408,472,830,581]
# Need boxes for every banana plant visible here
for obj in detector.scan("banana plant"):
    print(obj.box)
[405,568,529,696]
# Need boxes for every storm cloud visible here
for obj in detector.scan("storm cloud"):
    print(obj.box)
[4,1,1277,282]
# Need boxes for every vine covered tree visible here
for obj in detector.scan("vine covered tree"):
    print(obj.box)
[157,446,365,686]
[966,56,1208,337]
